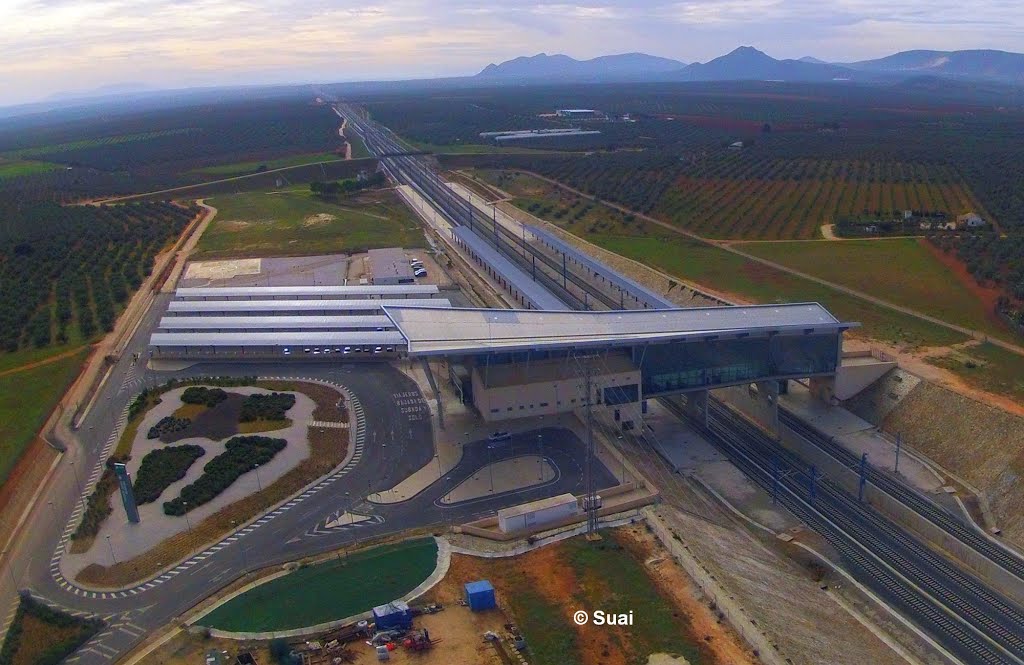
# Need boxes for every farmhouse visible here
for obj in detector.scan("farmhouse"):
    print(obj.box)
[957,212,986,229]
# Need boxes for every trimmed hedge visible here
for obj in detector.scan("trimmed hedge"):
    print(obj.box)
[181,386,228,407]
[239,392,296,422]
[133,445,206,504]
[69,468,116,542]
[0,594,104,665]
[146,416,191,440]
[163,436,286,515]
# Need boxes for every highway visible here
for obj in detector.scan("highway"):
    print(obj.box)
[334,101,1024,663]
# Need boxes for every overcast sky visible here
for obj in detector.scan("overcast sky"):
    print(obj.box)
[2,0,1023,106]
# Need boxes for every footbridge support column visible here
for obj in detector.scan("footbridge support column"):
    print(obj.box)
[808,375,837,405]
[683,390,708,428]
[719,381,780,438]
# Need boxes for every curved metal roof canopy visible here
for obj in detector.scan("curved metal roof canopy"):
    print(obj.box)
[383,304,854,356]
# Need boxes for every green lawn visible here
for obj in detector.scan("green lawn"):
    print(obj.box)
[192,152,344,177]
[0,349,87,483]
[201,538,438,632]
[195,188,426,259]
[0,159,61,179]
[738,239,1007,340]
[594,236,966,348]
[928,343,1024,402]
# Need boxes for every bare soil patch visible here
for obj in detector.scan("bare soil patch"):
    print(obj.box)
[0,436,58,554]
[303,213,336,227]
[162,393,245,443]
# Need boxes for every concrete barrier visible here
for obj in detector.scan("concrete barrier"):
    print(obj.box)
[645,509,788,665]
[775,424,1024,608]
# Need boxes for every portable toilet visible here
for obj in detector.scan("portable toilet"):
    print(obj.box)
[464,580,496,611]
[372,601,413,630]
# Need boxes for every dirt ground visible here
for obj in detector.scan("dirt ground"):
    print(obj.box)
[421,527,754,665]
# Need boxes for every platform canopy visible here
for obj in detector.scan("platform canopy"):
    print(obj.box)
[383,304,854,356]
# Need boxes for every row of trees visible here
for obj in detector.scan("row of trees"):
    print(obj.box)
[309,171,384,199]
[0,198,196,352]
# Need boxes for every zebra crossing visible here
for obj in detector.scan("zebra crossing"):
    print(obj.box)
[54,606,147,664]
[49,377,366,601]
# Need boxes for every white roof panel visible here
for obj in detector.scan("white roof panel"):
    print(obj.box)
[158,316,392,330]
[175,285,438,298]
[384,304,852,356]
[166,298,449,313]
[150,331,406,347]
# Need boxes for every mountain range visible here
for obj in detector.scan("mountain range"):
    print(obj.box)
[477,47,1024,86]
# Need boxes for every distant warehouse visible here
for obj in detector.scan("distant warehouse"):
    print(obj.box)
[555,109,601,118]
[478,128,601,142]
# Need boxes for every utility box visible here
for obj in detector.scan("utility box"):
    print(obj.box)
[372,601,413,631]
[464,580,496,611]
[497,493,579,533]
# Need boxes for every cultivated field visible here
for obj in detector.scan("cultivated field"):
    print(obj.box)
[540,156,988,240]
[475,169,967,348]
[738,238,1007,339]
[192,152,345,177]
[0,349,87,483]
[195,188,426,259]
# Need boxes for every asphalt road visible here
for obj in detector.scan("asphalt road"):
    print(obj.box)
[6,296,613,665]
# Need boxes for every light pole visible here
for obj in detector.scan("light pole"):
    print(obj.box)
[182,502,193,536]
[253,463,263,492]
[105,535,117,564]
[537,434,544,481]
[46,501,59,528]
[487,443,494,493]
[345,491,352,526]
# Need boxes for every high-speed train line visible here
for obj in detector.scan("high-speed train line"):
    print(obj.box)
[335,99,1024,664]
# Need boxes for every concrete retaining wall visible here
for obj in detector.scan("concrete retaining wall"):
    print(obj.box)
[645,509,787,665]
[776,424,1024,608]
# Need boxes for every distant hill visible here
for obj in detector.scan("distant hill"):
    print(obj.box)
[798,56,828,64]
[677,47,859,82]
[476,52,686,81]
[845,49,1024,84]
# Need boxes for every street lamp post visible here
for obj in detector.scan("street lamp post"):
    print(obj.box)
[105,535,117,564]
[46,501,59,528]
[345,491,352,526]
[487,443,494,492]
[182,502,193,536]
[537,434,544,481]
[253,463,263,492]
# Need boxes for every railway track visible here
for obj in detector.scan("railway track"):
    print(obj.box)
[676,396,1024,664]
[339,100,1024,664]
[780,408,1024,581]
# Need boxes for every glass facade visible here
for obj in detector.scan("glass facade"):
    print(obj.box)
[636,333,839,396]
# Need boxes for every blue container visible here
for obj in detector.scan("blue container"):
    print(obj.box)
[372,601,413,630]
[464,580,496,611]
